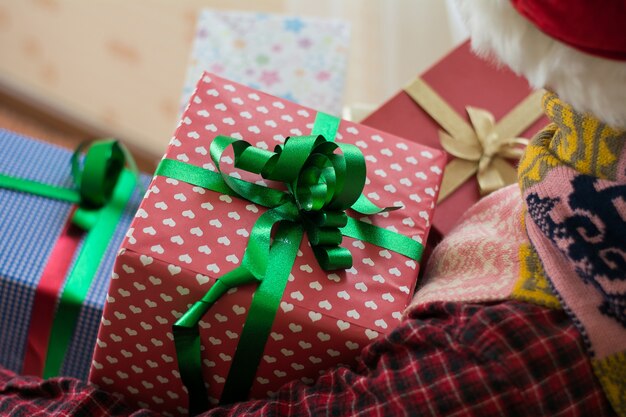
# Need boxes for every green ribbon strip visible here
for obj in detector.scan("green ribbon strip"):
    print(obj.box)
[0,174,81,204]
[0,140,138,377]
[219,223,303,406]
[157,160,421,263]
[166,112,423,415]
[43,168,137,377]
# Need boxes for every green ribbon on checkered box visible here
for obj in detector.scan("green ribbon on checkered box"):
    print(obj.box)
[0,140,138,377]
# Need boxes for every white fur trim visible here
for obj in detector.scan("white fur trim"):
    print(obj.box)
[457,0,626,129]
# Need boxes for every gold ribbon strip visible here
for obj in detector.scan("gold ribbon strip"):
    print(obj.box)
[404,77,545,202]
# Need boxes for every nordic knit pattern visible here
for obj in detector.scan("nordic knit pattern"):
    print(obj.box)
[520,92,626,416]
[411,91,626,416]
[412,184,559,309]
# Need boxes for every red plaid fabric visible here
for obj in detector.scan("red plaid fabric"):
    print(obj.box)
[0,301,615,417]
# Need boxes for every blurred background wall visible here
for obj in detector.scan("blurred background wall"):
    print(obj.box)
[0,0,468,157]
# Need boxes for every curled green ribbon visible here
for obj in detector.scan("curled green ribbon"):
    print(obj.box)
[0,140,139,229]
[0,139,139,377]
[70,140,140,230]
[163,113,422,415]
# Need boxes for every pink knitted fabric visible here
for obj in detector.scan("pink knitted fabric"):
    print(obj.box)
[410,185,524,307]
[407,92,626,415]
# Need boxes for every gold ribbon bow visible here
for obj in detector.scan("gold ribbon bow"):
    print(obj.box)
[404,77,545,202]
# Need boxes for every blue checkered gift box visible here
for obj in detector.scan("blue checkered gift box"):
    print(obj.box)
[0,129,148,379]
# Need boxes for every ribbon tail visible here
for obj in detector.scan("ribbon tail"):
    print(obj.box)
[404,77,477,141]
[351,193,401,215]
[174,266,256,416]
[310,111,341,140]
[43,169,137,377]
[477,157,518,196]
[175,207,298,414]
[341,217,423,262]
[220,223,304,405]
[437,158,478,203]
[173,321,207,416]
[438,131,481,161]
[0,173,80,203]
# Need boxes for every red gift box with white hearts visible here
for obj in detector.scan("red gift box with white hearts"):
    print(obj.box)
[89,73,446,416]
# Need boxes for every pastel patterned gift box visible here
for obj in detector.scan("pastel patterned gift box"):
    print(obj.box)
[0,130,147,380]
[181,10,350,116]
[90,73,445,416]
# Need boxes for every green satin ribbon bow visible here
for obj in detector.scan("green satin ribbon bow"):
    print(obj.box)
[0,140,137,229]
[160,113,423,415]
[0,139,138,376]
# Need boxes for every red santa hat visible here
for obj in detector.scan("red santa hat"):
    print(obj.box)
[509,0,626,61]
[458,0,626,128]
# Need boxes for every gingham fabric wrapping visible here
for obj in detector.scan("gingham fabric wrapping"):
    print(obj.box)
[0,129,148,379]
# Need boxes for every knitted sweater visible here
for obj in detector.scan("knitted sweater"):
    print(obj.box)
[411,92,626,416]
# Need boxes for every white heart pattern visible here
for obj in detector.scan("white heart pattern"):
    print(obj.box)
[92,73,444,414]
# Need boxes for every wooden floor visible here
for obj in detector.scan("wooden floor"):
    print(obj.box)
[0,90,158,174]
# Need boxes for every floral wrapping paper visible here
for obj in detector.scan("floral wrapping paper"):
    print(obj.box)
[181,10,351,117]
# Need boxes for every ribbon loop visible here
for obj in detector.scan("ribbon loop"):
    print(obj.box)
[439,131,481,161]
[312,245,353,270]
[237,145,274,174]
[70,208,101,231]
[404,77,545,201]
[309,211,348,228]
[266,135,320,182]
[208,128,386,272]
[307,226,342,246]
[1,139,138,232]
[70,140,138,230]
[72,140,127,208]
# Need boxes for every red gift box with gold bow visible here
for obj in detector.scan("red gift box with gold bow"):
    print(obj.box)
[363,41,549,242]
